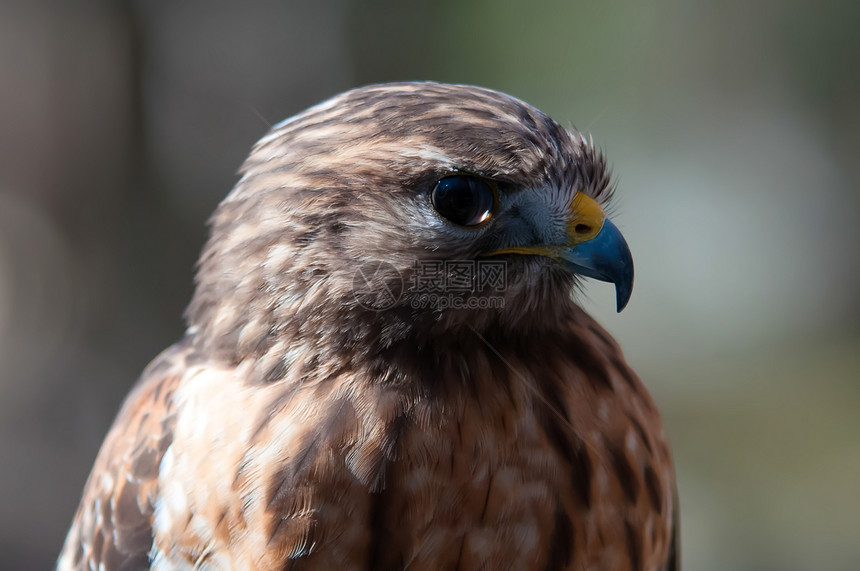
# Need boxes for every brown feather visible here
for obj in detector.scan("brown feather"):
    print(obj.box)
[57,342,188,569]
[59,82,677,570]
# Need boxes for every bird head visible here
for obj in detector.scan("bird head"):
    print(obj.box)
[186,82,632,361]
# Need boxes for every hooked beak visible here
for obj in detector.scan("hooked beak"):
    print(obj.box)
[487,192,634,311]
[560,193,634,312]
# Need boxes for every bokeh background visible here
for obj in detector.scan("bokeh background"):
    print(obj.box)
[1,0,859,568]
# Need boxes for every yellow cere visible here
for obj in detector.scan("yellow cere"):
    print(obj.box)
[566,193,606,246]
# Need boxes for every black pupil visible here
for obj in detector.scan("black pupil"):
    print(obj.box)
[431,175,494,226]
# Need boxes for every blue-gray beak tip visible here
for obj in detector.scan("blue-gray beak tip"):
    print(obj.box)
[561,219,634,312]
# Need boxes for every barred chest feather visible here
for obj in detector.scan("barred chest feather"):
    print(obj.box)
[149,329,674,571]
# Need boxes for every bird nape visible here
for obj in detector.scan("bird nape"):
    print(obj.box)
[58,82,678,571]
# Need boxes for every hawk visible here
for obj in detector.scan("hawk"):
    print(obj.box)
[58,82,678,570]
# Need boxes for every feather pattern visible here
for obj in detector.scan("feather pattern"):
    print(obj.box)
[59,82,677,570]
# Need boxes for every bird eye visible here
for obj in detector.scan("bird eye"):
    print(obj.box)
[431,175,496,227]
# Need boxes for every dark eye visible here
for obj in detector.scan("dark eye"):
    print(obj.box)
[430,175,496,227]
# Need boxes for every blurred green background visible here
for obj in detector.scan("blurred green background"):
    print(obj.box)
[1,0,859,568]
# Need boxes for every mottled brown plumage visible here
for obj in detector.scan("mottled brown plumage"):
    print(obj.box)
[59,82,678,570]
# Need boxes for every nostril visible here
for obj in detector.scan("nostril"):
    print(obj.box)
[574,224,592,235]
